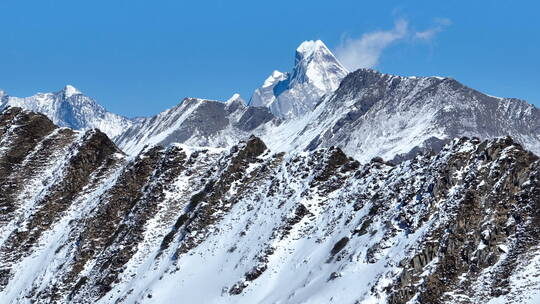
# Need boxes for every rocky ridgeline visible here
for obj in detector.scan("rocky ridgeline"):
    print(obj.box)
[0,107,539,303]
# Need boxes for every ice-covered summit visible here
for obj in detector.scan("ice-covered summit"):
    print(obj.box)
[62,84,82,98]
[296,39,326,55]
[290,39,348,92]
[250,40,348,118]
[262,70,287,89]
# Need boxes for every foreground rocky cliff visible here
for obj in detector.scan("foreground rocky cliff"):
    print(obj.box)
[1,107,539,303]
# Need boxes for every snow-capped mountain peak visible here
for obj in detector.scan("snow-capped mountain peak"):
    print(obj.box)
[262,70,287,88]
[62,84,82,98]
[226,93,245,106]
[250,40,349,118]
[290,39,348,94]
[295,39,338,66]
[295,39,327,56]
[0,86,132,138]
[225,93,247,114]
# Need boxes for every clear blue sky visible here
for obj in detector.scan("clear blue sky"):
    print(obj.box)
[1,0,538,117]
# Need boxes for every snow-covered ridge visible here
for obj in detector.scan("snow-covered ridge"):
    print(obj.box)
[258,67,540,162]
[114,96,275,155]
[114,60,540,163]
[0,85,132,138]
[1,108,540,303]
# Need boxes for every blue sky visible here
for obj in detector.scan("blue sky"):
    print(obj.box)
[0,0,538,117]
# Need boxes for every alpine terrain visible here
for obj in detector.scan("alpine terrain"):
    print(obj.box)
[249,40,349,118]
[0,85,132,139]
[1,39,540,304]
[115,40,540,163]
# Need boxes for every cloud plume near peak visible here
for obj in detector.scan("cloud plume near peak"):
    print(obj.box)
[415,18,452,40]
[334,19,408,71]
[334,18,450,71]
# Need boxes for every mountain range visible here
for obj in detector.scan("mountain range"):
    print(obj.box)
[1,40,540,303]
[2,40,539,163]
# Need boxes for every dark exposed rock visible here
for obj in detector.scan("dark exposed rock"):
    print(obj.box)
[0,108,58,222]
[388,138,540,304]
[236,107,274,131]
[330,236,349,256]
[61,145,168,299]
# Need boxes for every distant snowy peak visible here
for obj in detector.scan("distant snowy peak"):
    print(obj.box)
[291,40,348,91]
[62,84,82,98]
[262,70,287,88]
[225,93,246,107]
[0,86,132,138]
[249,71,287,111]
[250,40,348,118]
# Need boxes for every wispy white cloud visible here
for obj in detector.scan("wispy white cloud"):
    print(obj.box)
[334,18,451,71]
[414,18,452,40]
[334,19,409,71]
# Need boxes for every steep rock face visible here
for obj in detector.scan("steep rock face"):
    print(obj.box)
[249,40,348,118]
[1,107,540,303]
[262,69,540,163]
[115,97,275,155]
[0,85,132,138]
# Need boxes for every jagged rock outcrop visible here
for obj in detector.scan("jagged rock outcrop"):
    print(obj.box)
[1,107,539,303]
